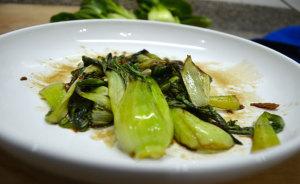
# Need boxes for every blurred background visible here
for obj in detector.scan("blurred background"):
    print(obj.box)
[0,0,300,38]
[0,0,300,184]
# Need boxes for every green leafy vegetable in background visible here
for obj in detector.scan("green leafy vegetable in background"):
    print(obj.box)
[135,0,211,27]
[51,0,136,22]
[135,0,191,19]
[50,0,212,28]
[147,4,180,23]
[40,49,285,158]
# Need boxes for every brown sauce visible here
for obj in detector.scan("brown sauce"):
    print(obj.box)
[31,58,80,88]
[198,62,260,102]
[197,61,261,124]
[33,64,76,87]
[91,127,116,147]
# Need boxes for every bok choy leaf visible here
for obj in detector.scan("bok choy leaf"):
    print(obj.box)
[39,83,66,110]
[171,108,234,151]
[252,112,281,152]
[181,56,211,107]
[44,80,78,123]
[77,86,111,111]
[106,71,125,113]
[209,95,243,110]
[114,78,173,158]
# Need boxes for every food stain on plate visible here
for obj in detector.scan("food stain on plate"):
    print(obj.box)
[31,57,81,88]
[197,61,261,126]
[91,127,116,147]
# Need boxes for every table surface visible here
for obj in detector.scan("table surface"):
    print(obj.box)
[1,3,300,184]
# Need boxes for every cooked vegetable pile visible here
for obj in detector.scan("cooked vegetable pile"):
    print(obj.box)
[40,50,285,158]
[50,0,212,28]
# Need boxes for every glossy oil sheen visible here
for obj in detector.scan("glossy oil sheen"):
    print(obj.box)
[171,108,234,151]
[115,79,173,159]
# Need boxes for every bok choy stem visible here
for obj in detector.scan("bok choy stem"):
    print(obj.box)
[114,78,173,158]
[252,112,281,152]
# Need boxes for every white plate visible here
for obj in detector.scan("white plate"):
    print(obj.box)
[0,20,300,184]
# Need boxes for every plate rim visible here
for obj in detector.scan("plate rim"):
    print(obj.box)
[0,19,300,174]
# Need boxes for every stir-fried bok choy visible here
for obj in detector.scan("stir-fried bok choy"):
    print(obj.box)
[40,49,285,158]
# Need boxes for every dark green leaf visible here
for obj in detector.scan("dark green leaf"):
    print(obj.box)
[80,0,110,15]
[51,0,136,23]
[261,112,285,133]
[59,116,73,129]
[181,16,212,28]
[77,78,107,88]
[50,12,77,22]
[159,0,192,17]
[227,120,253,136]
[68,93,94,131]
[74,9,103,19]
[69,67,85,87]
[134,8,148,19]
[81,0,136,19]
